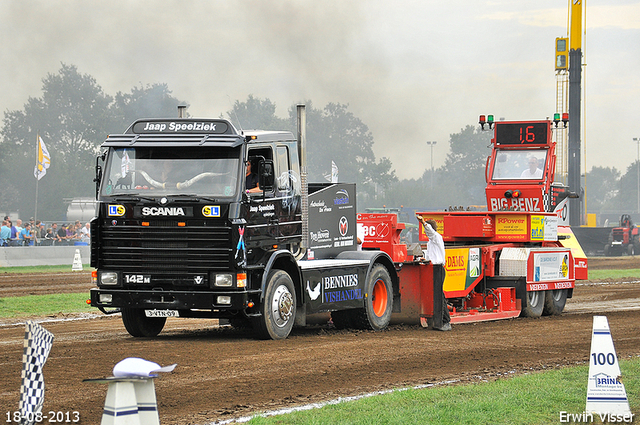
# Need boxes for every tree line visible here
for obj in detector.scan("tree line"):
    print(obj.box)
[0,64,637,223]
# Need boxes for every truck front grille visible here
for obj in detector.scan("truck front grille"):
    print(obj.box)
[98,219,232,287]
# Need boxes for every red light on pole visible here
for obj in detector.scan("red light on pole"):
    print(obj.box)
[479,115,494,130]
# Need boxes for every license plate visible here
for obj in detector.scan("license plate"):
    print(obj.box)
[145,309,179,318]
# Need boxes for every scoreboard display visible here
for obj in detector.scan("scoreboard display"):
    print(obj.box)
[495,122,550,146]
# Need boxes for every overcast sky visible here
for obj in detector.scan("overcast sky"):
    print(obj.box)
[1,0,639,181]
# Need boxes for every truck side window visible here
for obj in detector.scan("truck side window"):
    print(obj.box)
[247,147,274,194]
[276,146,291,191]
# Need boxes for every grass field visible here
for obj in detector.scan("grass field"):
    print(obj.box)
[0,264,92,273]
[247,358,639,424]
[587,269,640,281]
[0,292,94,318]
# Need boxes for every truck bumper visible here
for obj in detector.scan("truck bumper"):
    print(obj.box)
[90,287,257,313]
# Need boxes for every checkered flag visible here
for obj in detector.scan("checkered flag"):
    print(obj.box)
[19,321,54,425]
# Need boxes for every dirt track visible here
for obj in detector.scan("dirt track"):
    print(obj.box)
[0,257,639,424]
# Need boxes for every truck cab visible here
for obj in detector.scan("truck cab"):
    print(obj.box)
[484,120,557,213]
[90,119,303,333]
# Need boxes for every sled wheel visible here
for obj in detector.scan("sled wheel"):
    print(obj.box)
[121,308,166,337]
[253,270,296,340]
[520,290,544,318]
[542,289,568,316]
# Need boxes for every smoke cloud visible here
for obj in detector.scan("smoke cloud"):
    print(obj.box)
[1,1,638,179]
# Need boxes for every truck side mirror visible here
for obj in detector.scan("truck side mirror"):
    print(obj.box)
[259,160,275,192]
[94,151,106,199]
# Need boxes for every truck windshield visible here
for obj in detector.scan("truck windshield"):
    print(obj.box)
[491,150,547,181]
[101,147,240,197]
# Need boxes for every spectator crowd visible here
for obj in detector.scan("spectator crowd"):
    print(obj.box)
[0,215,90,247]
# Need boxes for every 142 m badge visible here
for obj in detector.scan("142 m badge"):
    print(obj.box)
[124,274,151,284]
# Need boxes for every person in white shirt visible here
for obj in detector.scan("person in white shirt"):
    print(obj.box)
[417,215,451,331]
[80,223,91,243]
[520,157,543,179]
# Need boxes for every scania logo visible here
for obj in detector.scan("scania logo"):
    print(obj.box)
[142,207,186,216]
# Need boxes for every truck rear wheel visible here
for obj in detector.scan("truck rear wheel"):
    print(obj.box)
[520,290,544,318]
[542,289,568,315]
[253,270,296,340]
[353,264,393,330]
[121,308,166,337]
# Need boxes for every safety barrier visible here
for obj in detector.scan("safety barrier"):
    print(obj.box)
[0,246,91,267]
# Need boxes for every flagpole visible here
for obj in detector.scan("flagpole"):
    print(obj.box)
[34,133,39,229]
[33,134,51,242]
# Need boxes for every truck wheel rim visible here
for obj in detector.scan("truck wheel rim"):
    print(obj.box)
[272,285,294,327]
[528,291,541,306]
[372,278,388,317]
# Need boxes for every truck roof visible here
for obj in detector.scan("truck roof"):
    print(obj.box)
[125,118,239,135]
[101,118,295,148]
[243,129,296,143]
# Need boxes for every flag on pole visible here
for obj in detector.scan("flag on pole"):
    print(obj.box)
[19,321,54,425]
[34,136,51,181]
[121,149,132,177]
[331,161,339,183]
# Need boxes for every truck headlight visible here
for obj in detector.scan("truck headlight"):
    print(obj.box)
[216,296,231,305]
[215,274,233,287]
[99,293,113,303]
[100,272,119,285]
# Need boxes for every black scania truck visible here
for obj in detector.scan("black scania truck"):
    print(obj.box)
[90,105,398,339]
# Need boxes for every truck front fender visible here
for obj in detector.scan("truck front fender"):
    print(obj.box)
[260,250,303,304]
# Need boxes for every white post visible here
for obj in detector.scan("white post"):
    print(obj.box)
[634,138,639,214]
[102,380,141,425]
[426,141,437,190]
[90,377,160,425]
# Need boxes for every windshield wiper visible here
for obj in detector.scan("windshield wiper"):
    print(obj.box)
[165,194,219,203]
[112,194,157,203]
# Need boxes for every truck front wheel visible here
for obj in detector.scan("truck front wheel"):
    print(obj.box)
[353,264,393,330]
[253,270,296,340]
[542,289,568,315]
[121,308,166,337]
[520,290,544,318]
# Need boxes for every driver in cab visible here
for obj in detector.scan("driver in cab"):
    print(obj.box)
[520,156,543,179]
[246,160,261,193]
